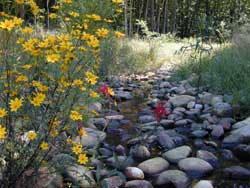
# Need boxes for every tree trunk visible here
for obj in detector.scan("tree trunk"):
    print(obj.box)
[162,0,168,33]
[150,0,155,31]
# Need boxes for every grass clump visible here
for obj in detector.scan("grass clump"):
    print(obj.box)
[171,25,250,108]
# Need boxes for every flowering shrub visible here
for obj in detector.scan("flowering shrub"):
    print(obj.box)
[154,102,168,122]
[0,0,124,187]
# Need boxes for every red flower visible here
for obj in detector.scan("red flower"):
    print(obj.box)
[99,85,109,96]
[154,102,168,122]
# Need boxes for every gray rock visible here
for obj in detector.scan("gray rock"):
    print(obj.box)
[138,115,156,124]
[223,117,250,147]
[233,144,250,161]
[92,118,107,128]
[223,166,250,180]
[160,119,174,129]
[138,157,169,176]
[106,156,134,170]
[65,165,96,188]
[197,150,219,168]
[178,158,214,178]
[169,95,195,107]
[115,91,133,100]
[155,170,191,188]
[211,125,224,139]
[193,180,214,188]
[213,102,232,117]
[187,101,196,109]
[125,180,153,188]
[88,102,102,112]
[162,146,192,163]
[175,119,189,126]
[191,130,208,138]
[131,145,151,161]
[103,176,125,188]
[160,81,171,88]
[199,92,213,105]
[221,149,235,161]
[158,131,175,149]
[125,167,144,180]
[74,128,106,148]
[211,96,223,106]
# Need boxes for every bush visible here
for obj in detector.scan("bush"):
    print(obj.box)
[0,0,123,187]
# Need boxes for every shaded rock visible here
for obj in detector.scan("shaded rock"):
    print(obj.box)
[115,145,126,156]
[125,180,153,188]
[154,170,191,188]
[199,92,213,105]
[99,148,113,157]
[233,144,250,161]
[221,149,235,161]
[223,166,250,180]
[131,145,151,161]
[175,119,189,126]
[211,126,224,139]
[213,102,232,117]
[191,130,208,138]
[74,128,106,148]
[138,157,169,176]
[178,158,213,178]
[197,150,219,168]
[125,167,144,180]
[138,115,156,124]
[169,95,195,107]
[92,118,107,128]
[194,139,205,149]
[103,176,125,188]
[158,131,175,149]
[223,119,250,148]
[187,101,196,109]
[211,96,223,106]
[88,102,102,112]
[160,119,175,129]
[115,91,133,100]
[162,145,192,163]
[65,165,96,188]
[193,180,214,188]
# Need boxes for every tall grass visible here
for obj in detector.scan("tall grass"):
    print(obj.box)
[171,25,250,108]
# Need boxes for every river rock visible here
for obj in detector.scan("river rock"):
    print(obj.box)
[213,102,232,117]
[65,165,96,188]
[138,115,156,124]
[106,156,134,170]
[223,118,250,148]
[138,157,169,176]
[115,91,133,100]
[74,128,106,148]
[197,150,219,168]
[125,180,153,188]
[193,180,214,188]
[199,92,213,105]
[154,170,191,188]
[221,149,235,161]
[223,166,250,180]
[233,144,250,161]
[178,158,214,178]
[211,125,224,139]
[191,130,208,138]
[162,145,192,163]
[160,119,175,129]
[103,176,125,188]
[125,167,144,180]
[169,95,195,107]
[131,145,151,161]
[158,131,175,149]
[92,118,107,128]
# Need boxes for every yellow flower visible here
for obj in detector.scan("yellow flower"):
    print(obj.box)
[9,98,23,112]
[116,8,123,13]
[46,54,60,63]
[22,64,32,70]
[51,5,60,10]
[0,108,7,118]
[112,0,123,3]
[104,19,114,23]
[0,19,15,31]
[114,31,125,38]
[96,28,109,38]
[72,143,82,155]
[16,0,25,4]
[30,92,46,107]
[108,88,115,96]
[78,153,88,165]
[64,0,72,3]
[69,11,79,17]
[72,79,83,86]
[90,91,99,98]
[50,129,59,137]
[78,128,87,136]
[87,36,100,48]
[49,13,57,19]
[27,131,37,140]
[16,75,28,82]
[85,71,98,85]
[0,125,7,139]
[40,142,49,151]
[70,111,82,121]
[22,27,33,34]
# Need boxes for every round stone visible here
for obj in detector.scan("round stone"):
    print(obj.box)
[162,145,191,163]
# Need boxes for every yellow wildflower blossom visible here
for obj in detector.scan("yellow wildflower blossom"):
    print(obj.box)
[27,131,37,140]
[78,153,88,165]
[70,111,82,121]
[0,108,7,118]
[9,98,23,112]
[72,143,82,155]
[0,125,7,139]
[40,142,49,151]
